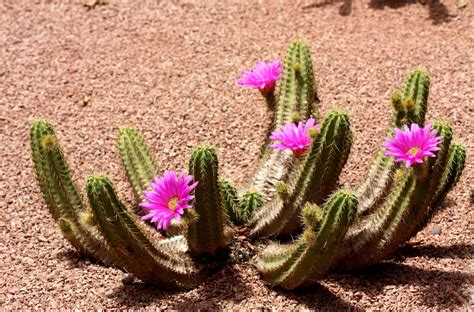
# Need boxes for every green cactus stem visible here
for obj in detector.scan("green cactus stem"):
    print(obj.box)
[356,68,431,217]
[338,122,466,269]
[239,190,263,225]
[249,41,319,219]
[409,141,466,238]
[86,174,200,289]
[249,110,352,237]
[30,120,114,262]
[186,145,231,256]
[219,179,241,225]
[117,127,158,200]
[256,190,357,290]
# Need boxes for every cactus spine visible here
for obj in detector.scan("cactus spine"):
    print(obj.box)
[256,190,357,290]
[186,145,231,255]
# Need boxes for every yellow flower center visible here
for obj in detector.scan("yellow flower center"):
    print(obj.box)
[168,197,179,212]
[409,147,420,155]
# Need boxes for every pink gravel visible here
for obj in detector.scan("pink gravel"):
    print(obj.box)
[0,0,472,310]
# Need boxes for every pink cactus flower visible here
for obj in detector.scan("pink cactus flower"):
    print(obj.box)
[140,171,198,230]
[237,60,283,92]
[269,118,320,156]
[383,123,443,168]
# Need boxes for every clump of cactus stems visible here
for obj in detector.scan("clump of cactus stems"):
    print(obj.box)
[31,40,466,291]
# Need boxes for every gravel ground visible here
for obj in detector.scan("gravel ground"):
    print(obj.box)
[1,0,473,310]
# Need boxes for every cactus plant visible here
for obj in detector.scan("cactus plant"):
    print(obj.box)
[30,40,466,291]
[30,121,232,289]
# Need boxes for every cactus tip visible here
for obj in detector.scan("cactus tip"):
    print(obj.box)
[41,134,58,150]
[402,97,415,111]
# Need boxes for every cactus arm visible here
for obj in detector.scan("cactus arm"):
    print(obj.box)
[248,41,319,206]
[219,179,241,225]
[86,174,200,289]
[355,68,430,216]
[30,120,114,261]
[403,68,430,125]
[239,190,263,225]
[338,124,466,269]
[338,171,417,269]
[409,141,466,238]
[117,127,158,200]
[249,110,352,237]
[186,145,231,256]
[256,190,357,290]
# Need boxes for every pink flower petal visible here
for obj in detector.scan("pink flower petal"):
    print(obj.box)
[384,123,443,168]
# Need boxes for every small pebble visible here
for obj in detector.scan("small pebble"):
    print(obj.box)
[431,225,442,236]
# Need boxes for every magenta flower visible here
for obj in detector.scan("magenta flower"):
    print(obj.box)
[140,171,198,230]
[237,60,283,92]
[269,118,320,156]
[383,123,443,168]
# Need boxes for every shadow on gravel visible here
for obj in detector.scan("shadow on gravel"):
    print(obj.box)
[395,243,474,259]
[334,262,473,308]
[275,284,364,311]
[108,265,254,309]
[368,0,454,24]
[302,0,455,24]
[303,0,354,16]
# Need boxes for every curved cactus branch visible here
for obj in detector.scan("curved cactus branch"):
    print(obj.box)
[256,190,357,290]
[338,122,466,269]
[86,174,201,289]
[248,41,319,215]
[356,68,431,218]
[30,120,115,263]
[249,110,353,237]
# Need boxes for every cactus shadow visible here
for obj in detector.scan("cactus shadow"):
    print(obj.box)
[368,0,454,25]
[274,283,364,311]
[302,0,354,16]
[56,249,103,267]
[107,265,254,309]
[334,262,472,307]
[394,242,474,260]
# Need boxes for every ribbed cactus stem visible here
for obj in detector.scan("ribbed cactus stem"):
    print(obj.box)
[249,41,319,213]
[117,127,158,200]
[410,141,466,238]
[403,68,430,125]
[186,145,231,256]
[356,68,430,217]
[249,110,353,237]
[86,174,199,289]
[256,190,357,289]
[30,120,112,260]
[338,123,466,269]
[219,179,241,225]
[239,190,263,224]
